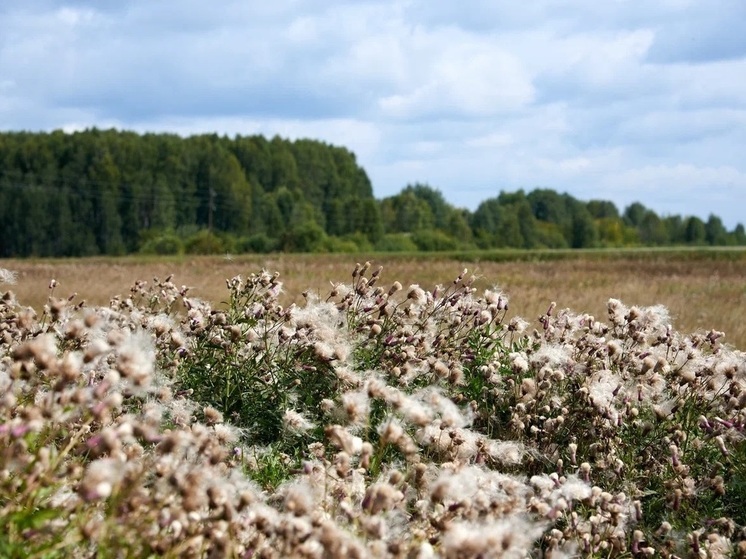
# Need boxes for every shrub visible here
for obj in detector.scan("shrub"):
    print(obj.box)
[281,221,326,252]
[236,232,279,254]
[138,232,184,255]
[374,232,418,252]
[341,231,374,251]
[184,229,229,254]
[411,228,460,251]
[321,236,360,253]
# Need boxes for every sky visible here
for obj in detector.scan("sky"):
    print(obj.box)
[1,1,745,228]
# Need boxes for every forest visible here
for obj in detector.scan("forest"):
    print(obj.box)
[0,128,744,257]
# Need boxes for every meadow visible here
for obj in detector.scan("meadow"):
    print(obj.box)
[5,249,746,349]
[1,249,746,557]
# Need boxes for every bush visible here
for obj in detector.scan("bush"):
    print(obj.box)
[237,233,280,254]
[281,221,326,252]
[321,236,360,253]
[138,233,184,255]
[340,232,374,252]
[184,229,229,254]
[411,229,459,251]
[374,233,418,252]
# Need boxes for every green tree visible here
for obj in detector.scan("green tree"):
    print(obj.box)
[705,215,728,245]
[527,189,571,226]
[471,197,526,248]
[401,184,451,229]
[357,199,384,241]
[88,149,125,254]
[623,202,649,228]
[230,135,274,190]
[663,215,685,245]
[380,192,435,233]
[192,138,253,234]
[535,221,569,249]
[375,233,418,252]
[683,216,707,245]
[270,136,300,192]
[587,199,620,219]
[639,211,669,245]
[444,209,473,244]
[0,129,740,256]
[567,202,598,248]
[733,224,746,245]
[596,218,626,247]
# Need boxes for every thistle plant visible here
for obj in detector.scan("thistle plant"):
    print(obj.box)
[0,263,745,558]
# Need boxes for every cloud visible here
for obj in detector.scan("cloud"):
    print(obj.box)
[0,0,745,228]
[598,163,746,219]
[612,108,746,146]
[374,28,535,120]
[645,1,746,63]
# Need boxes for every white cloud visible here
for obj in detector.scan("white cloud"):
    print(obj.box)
[376,29,534,119]
[0,0,744,228]
[597,164,746,220]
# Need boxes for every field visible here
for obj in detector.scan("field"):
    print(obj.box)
[4,249,746,349]
[2,249,746,557]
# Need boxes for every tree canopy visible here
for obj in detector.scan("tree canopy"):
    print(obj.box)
[0,128,743,256]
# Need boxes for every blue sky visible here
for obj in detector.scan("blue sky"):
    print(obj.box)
[1,1,745,227]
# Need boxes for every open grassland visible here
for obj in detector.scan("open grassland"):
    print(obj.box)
[3,248,746,349]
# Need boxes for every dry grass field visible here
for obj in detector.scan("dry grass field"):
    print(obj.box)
[3,250,746,349]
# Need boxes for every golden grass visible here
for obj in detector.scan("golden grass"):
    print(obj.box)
[3,252,746,349]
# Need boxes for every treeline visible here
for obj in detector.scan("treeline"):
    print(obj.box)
[0,129,743,257]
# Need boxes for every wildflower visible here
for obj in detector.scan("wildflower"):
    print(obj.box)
[484,289,507,308]
[325,424,363,454]
[284,409,315,434]
[378,417,405,445]
[640,355,657,374]
[587,369,623,412]
[407,285,427,306]
[485,440,525,466]
[388,281,403,296]
[510,352,529,373]
[362,482,403,514]
[424,389,472,428]
[360,441,373,470]
[441,517,545,559]
[341,390,370,426]
[432,360,450,379]
[715,435,729,456]
[559,476,592,502]
[203,406,224,425]
[520,378,538,400]
[530,343,572,369]
[283,479,318,516]
[83,338,110,363]
[607,298,627,325]
[399,394,433,427]
[508,316,529,334]
[115,330,155,387]
[79,458,125,501]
